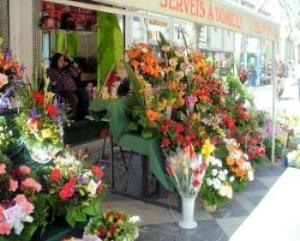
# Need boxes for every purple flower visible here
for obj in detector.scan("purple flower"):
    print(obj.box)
[78,176,88,185]
[4,50,12,61]
[0,96,11,109]
[54,115,63,125]
[30,107,38,118]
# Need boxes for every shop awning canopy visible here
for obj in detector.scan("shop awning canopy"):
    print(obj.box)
[45,0,280,41]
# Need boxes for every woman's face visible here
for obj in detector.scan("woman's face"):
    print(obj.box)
[57,56,65,69]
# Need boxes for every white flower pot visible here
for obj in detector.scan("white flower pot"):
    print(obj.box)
[179,196,197,229]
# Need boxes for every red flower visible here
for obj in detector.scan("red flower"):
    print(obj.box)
[115,212,123,221]
[46,104,59,118]
[193,168,202,176]
[176,134,184,143]
[223,115,236,133]
[49,168,62,182]
[175,123,184,133]
[192,179,201,188]
[33,91,44,106]
[109,224,117,233]
[98,226,107,238]
[161,138,171,147]
[91,165,104,179]
[166,166,174,176]
[160,124,169,134]
[97,184,104,193]
[59,179,76,200]
[187,131,196,140]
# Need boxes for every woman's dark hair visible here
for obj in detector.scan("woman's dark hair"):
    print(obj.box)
[50,53,64,69]
[60,12,75,30]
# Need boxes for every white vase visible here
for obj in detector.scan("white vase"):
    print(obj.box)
[179,196,197,229]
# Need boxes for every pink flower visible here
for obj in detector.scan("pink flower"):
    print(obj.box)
[185,95,197,107]
[0,164,6,175]
[19,165,31,175]
[0,206,4,220]
[22,178,41,192]
[0,222,12,235]
[9,179,18,192]
[21,201,34,215]
[14,194,27,204]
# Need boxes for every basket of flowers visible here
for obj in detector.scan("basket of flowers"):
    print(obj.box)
[44,150,105,227]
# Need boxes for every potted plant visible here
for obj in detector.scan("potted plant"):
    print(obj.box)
[199,156,234,212]
[44,149,105,227]
[83,210,140,241]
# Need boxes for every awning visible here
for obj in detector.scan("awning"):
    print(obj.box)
[95,0,280,40]
[44,0,280,41]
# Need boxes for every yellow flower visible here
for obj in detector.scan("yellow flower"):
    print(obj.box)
[201,139,215,158]
[45,92,55,104]
[41,128,52,139]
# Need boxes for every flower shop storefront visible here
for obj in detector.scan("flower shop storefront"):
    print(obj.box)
[0,0,290,241]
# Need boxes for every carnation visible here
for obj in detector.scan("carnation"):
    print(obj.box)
[9,179,18,192]
[19,165,31,175]
[22,178,42,192]
[49,168,62,182]
[91,166,104,179]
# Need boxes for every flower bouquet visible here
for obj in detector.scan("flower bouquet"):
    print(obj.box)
[0,49,24,110]
[15,82,65,163]
[83,210,140,241]
[165,141,214,229]
[45,150,105,227]
[0,159,47,241]
[199,156,234,212]
[224,138,254,191]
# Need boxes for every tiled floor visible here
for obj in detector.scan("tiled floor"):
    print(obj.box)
[74,139,287,241]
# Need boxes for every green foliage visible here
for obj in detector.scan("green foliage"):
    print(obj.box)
[264,137,285,159]
[232,177,248,192]
[224,72,252,104]
[97,12,123,91]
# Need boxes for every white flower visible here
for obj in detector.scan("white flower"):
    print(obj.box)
[224,138,238,146]
[169,58,178,67]
[206,178,213,186]
[175,50,183,58]
[248,170,254,181]
[213,178,221,190]
[219,185,228,197]
[217,171,226,181]
[129,216,140,223]
[227,186,233,199]
[229,176,235,182]
[212,169,218,177]
[87,180,100,196]
[231,150,242,159]
[244,153,249,160]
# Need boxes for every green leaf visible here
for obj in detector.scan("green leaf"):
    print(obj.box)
[128,121,138,131]
[142,129,153,139]
[97,12,123,91]
[66,209,87,227]
[83,198,100,216]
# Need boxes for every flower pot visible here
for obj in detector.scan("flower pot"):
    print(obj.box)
[179,196,197,229]
[202,200,217,213]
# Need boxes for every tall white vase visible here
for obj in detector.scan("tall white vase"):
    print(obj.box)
[179,195,197,229]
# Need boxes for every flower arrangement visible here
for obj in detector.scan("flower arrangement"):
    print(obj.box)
[83,210,140,241]
[0,157,47,241]
[224,138,254,191]
[0,49,24,109]
[0,118,13,152]
[199,156,234,210]
[15,81,65,163]
[45,150,105,227]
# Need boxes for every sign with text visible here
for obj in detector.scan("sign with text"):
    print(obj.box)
[98,0,279,40]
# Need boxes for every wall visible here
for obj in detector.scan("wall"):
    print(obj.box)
[0,0,9,51]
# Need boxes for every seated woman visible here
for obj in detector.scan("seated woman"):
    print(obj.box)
[47,53,89,120]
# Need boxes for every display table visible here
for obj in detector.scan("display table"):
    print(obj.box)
[89,97,174,192]
[230,168,300,241]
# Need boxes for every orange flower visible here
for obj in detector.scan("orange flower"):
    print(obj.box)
[235,168,246,177]
[236,157,245,167]
[141,54,154,65]
[141,64,153,74]
[127,50,140,59]
[147,110,159,122]
[226,156,235,166]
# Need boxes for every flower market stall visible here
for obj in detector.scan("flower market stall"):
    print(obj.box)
[1,0,293,241]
